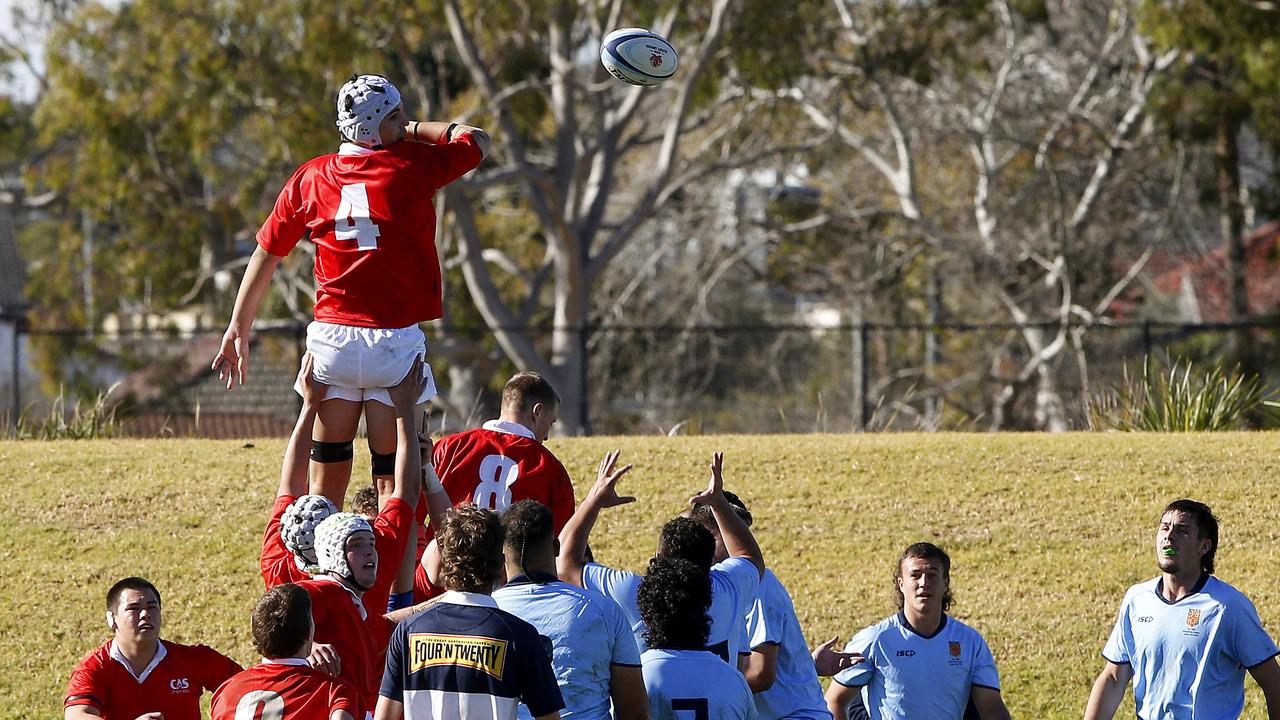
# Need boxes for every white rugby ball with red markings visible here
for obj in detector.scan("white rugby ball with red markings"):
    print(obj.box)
[600,28,678,87]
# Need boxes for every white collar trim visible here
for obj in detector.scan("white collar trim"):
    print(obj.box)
[315,575,368,620]
[439,591,498,608]
[109,639,167,684]
[262,657,311,667]
[482,419,536,440]
[338,142,376,156]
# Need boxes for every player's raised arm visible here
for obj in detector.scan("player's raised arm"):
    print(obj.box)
[278,354,326,498]
[212,245,283,389]
[1084,660,1133,720]
[556,449,635,587]
[405,120,491,158]
[386,358,425,509]
[689,452,764,577]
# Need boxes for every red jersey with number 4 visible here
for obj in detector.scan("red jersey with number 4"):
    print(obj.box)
[210,660,359,720]
[257,135,483,328]
[413,421,575,600]
[65,639,241,720]
[297,577,392,718]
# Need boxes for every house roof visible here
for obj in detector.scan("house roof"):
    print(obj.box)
[1145,221,1280,322]
[0,199,28,314]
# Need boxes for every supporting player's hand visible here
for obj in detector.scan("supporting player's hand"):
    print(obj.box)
[587,449,636,509]
[388,356,426,415]
[211,325,249,389]
[297,353,328,408]
[133,713,165,720]
[688,451,726,507]
[812,635,864,676]
[308,642,343,676]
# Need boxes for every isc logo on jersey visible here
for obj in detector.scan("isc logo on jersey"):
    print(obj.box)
[410,633,508,679]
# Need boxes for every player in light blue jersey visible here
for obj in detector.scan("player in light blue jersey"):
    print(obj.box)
[689,491,856,720]
[491,500,649,720]
[558,451,763,662]
[745,569,836,720]
[1085,499,1280,720]
[826,542,1010,720]
[638,556,757,720]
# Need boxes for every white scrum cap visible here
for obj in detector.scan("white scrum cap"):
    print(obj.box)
[313,512,374,584]
[336,74,403,147]
[280,494,338,566]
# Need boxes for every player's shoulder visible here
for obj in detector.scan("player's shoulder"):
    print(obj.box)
[1120,577,1161,604]
[942,615,992,643]
[73,639,115,670]
[860,613,906,640]
[1201,575,1256,608]
[165,639,232,662]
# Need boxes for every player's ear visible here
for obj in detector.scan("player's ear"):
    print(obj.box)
[105,611,116,630]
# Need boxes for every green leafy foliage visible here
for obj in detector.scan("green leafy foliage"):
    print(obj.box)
[1089,357,1275,431]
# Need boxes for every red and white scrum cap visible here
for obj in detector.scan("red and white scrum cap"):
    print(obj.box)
[336,74,402,147]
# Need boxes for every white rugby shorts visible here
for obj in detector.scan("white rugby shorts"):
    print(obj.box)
[295,320,437,406]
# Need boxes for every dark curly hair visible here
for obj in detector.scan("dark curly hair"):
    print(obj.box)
[894,542,954,613]
[351,483,379,518]
[656,517,715,573]
[638,557,711,650]
[252,583,311,659]
[440,503,505,593]
[501,500,554,579]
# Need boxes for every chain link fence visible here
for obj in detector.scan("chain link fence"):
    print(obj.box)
[1,320,1275,437]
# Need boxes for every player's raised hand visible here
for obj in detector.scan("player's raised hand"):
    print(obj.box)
[307,642,342,676]
[388,356,426,414]
[688,451,726,507]
[297,353,328,408]
[133,713,165,720]
[812,635,865,676]
[588,449,636,509]
[211,325,249,389]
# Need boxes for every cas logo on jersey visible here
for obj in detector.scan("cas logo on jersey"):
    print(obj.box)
[1186,609,1201,628]
[169,678,190,692]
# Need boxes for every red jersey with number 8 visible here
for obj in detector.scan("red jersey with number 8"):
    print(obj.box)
[257,135,483,328]
[432,421,576,532]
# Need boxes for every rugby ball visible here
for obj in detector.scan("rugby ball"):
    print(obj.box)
[600,28,678,87]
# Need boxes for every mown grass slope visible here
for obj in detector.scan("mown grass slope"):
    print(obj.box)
[4,433,1279,718]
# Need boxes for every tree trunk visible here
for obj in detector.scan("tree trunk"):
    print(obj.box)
[1216,111,1253,374]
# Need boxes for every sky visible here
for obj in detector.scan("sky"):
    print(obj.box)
[0,0,45,102]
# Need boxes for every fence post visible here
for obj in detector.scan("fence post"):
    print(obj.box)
[10,316,19,435]
[1141,320,1152,362]
[852,320,868,433]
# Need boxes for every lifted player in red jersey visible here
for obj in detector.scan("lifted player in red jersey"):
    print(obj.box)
[414,372,576,600]
[295,369,443,717]
[263,356,443,621]
[212,73,490,510]
[65,577,242,720]
[212,583,358,720]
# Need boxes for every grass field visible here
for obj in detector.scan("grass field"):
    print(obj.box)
[5,433,1280,718]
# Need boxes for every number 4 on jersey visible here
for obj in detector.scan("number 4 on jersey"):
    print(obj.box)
[334,183,381,250]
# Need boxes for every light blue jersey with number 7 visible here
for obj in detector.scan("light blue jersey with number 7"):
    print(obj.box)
[640,648,758,720]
